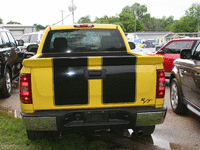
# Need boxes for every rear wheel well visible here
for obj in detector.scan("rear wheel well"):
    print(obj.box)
[169,74,176,87]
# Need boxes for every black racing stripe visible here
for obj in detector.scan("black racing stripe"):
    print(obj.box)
[103,55,136,66]
[40,52,131,58]
[103,55,136,103]
[53,58,87,67]
[53,58,88,105]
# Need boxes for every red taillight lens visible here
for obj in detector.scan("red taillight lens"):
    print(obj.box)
[20,74,32,104]
[74,24,94,28]
[156,69,165,98]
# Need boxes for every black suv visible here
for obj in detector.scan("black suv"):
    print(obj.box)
[170,41,200,116]
[0,28,33,98]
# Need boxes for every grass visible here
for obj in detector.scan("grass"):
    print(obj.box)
[0,111,114,150]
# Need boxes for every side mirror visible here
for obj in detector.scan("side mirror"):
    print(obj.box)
[27,44,39,53]
[180,49,191,59]
[16,40,24,46]
[128,42,136,49]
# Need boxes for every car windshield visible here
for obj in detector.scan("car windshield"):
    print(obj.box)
[42,29,126,53]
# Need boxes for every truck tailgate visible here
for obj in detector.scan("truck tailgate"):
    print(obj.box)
[23,52,161,110]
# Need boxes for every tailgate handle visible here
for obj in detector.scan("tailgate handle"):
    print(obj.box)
[84,70,106,79]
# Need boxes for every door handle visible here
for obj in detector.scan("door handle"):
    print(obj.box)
[88,70,102,77]
[84,69,106,79]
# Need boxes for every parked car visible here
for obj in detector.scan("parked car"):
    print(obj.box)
[18,31,44,51]
[170,42,200,116]
[0,28,34,98]
[142,40,154,48]
[130,42,153,55]
[148,38,200,77]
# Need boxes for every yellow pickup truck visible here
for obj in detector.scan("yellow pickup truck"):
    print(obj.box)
[19,24,167,140]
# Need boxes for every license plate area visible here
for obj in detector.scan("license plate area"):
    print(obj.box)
[86,112,107,122]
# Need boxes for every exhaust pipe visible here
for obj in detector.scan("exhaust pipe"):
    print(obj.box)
[136,130,144,137]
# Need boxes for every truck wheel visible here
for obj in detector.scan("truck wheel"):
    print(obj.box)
[132,125,155,137]
[0,69,12,98]
[170,78,188,115]
[26,130,46,140]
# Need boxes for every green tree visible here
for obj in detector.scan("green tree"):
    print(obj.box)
[163,16,174,31]
[119,3,148,32]
[0,18,3,24]
[34,24,46,31]
[119,11,135,32]
[171,16,198,32]
[78,15,91,23]
[76,2,177,32]
[94,15,110,24]
[185,3,200,18]
[185,3,200,32]
[170,3,200,32]
[7,21,21,24]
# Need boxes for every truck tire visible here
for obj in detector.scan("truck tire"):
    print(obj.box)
[27,130,46,140]
[132,125,155,137]
[0,69,12,98]
[170,78,188,115]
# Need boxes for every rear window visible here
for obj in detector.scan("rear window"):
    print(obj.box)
[30,34,38,43]
[43,29,126,53]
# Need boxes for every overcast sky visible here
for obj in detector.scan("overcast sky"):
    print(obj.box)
[0,0,199,26]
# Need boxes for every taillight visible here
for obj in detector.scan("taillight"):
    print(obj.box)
[74,24,94,28]
[20,74,32,104]
[156,69,165,98]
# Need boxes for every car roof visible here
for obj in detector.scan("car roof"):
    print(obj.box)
[0,28,9,32]
[171,38,200,41]
[21,31,44,36]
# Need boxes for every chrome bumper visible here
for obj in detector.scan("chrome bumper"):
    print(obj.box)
[136,112,166,126]
[22,117,57,131]
[22,108,167,131]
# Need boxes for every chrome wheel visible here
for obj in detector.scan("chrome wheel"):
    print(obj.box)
[5,72,12,94]
[170,81,179,110]
[0,69,12,98]
[170,78,188,115]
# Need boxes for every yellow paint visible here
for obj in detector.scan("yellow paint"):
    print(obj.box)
[20,24,166,113]
[135,64,157,105]
[37,27,50,54]
[31,67,54,110]
[22,58,53,68]
[118,26,132,53]
[155,98,165,108]
[20,103,34,113]
[88,57,103,106]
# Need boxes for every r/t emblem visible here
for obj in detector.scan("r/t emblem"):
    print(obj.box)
[141,98,152,104]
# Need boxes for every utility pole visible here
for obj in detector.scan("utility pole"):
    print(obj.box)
[72,0,74,24]
[69,0,77,24]
[134,8,137,33]
[60,10,65,25]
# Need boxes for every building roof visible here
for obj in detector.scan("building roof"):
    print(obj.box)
[128,31,172,39]
[0,24,36,28]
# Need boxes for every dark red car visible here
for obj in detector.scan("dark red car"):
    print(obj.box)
[149,38,200,77]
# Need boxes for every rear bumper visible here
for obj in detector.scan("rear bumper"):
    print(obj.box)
[21,107,167,131]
